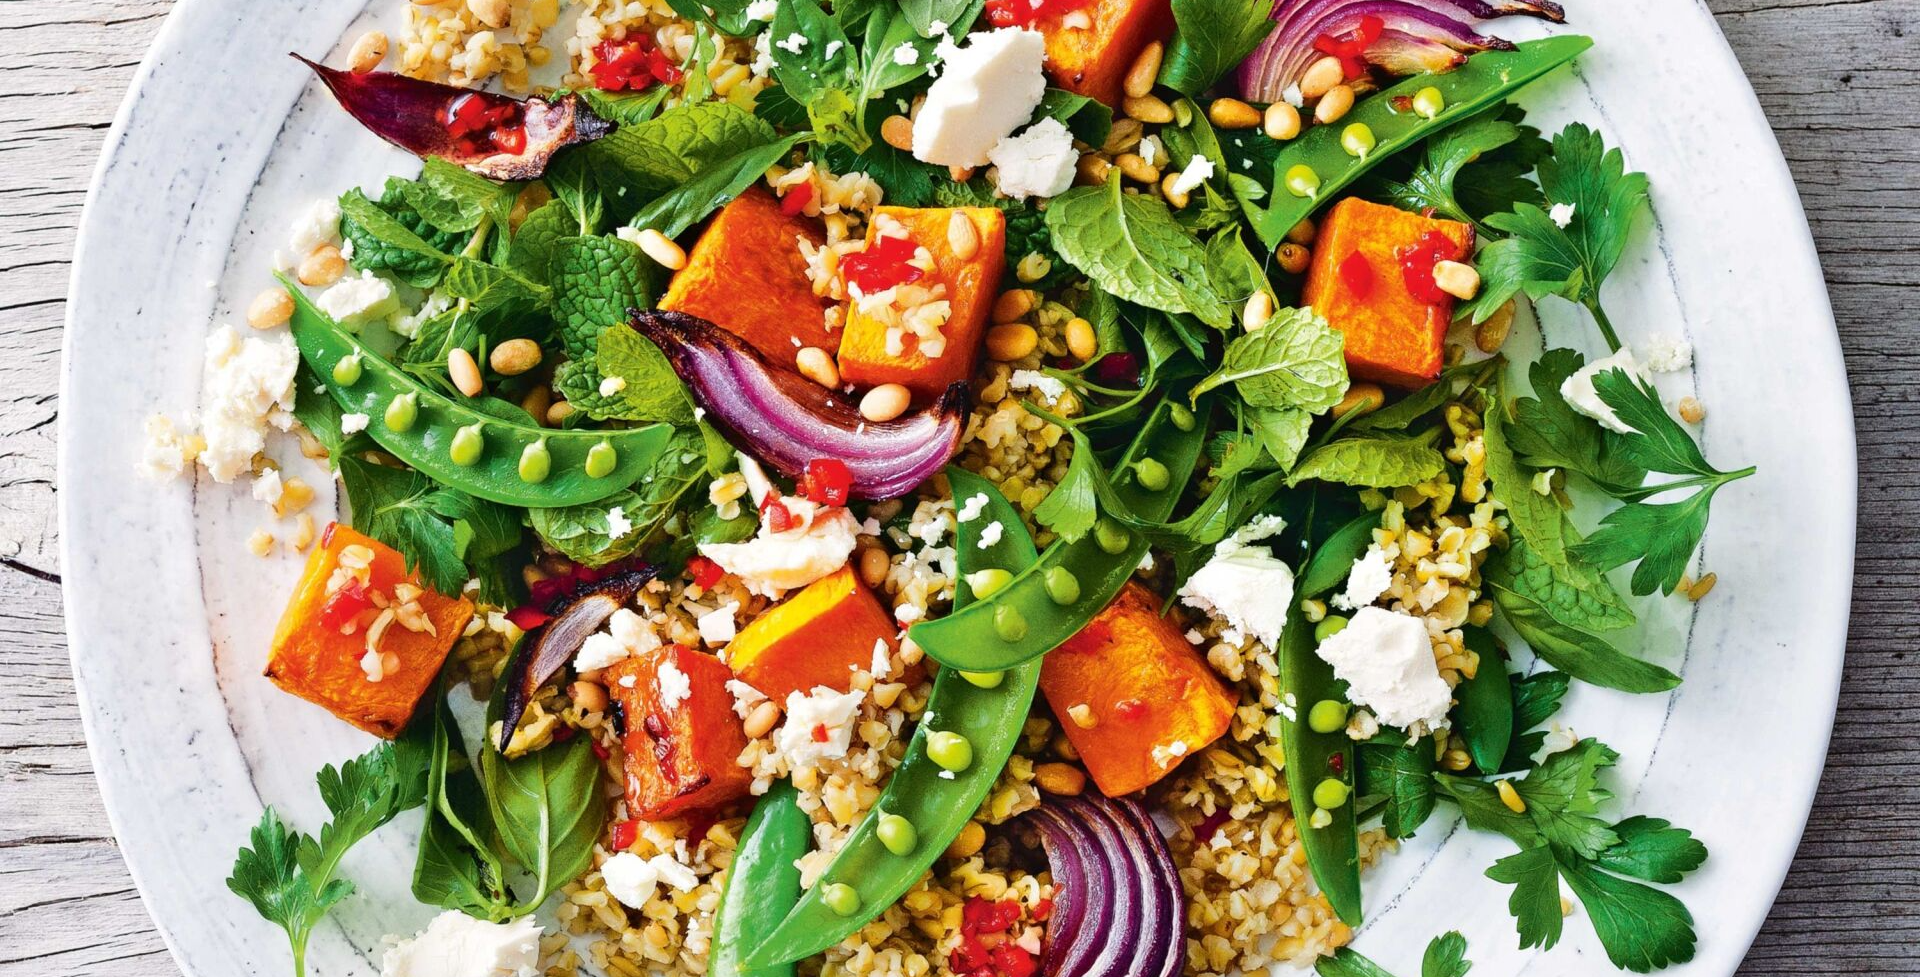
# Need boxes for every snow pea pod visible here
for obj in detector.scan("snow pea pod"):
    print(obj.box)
[1250,35,1594,248]
[283,279,679,507]
[1453,626,1513,774]
[709,781,810,977]
[742,470,1042,969]
[908,396,1208,672]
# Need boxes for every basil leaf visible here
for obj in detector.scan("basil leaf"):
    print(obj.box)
[478,731,607,913]
[630,132,810,239]
[1159,0,1277,97]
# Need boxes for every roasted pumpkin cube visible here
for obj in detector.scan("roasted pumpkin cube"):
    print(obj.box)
[265,523,474,738]
[1040,581,1235,796]
[724,566,908,704]
[1301,198,1476,390]
[608,644,753,821]
[836,206,1006,398]
[658,186,837,362]
[1036,0,1176,107]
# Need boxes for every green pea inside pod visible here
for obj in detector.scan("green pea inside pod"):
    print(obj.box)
[331,352,364,386]
[1133,457,1171,491]
[585,440,618,479]
[449,423,485,467]
[384,391,419,432]
[519,438,552,483]
[820,882,860,917]
[927,731,973,772]
[1093,518,1131,555]
[959,670,1004,689]
[965,568,1014,600]
[993,604,1028,642]
[876,814,918,856]
[1042,566,1081,606]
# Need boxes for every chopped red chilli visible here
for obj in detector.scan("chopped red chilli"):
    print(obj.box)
[444,93,526,155]
[802,458,854,508]
[610,819,639,852]
[588,37,682,92]
[780,180,815,216]
[762,496,795,534]
[984,0,1091,27]
[319,580,374,632]
[1313,14,1385,79]
[1397,230,1464,305]
[687,555,727,589]
[839,233,925,294]
[1339,251,1376,300]
[950,897,1040,977]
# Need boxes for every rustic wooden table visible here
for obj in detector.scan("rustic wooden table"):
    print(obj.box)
[1,0,1912,974]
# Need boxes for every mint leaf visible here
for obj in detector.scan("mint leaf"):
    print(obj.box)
[1485,844,1565,951]
[1191,306,1347,411]
[1289,436,1447,488]
[507,200,575,282]
[594,325,696,424]
[443,256,546,317]
[1594,817,1708,884]
[1046,172,1234,329]
[543,152,606,235]
[549,235,657,360]
[1422,931,1472,977]
[590,100,777,192]
[1159,0,1276,97]
[339,185,457,288]
[1488,570,1680,693]
[529,429,706,565]
[401,158,518,235]
[1558,857,1698,972]
[1500,538,1635,633]
[1248,404,1311,470]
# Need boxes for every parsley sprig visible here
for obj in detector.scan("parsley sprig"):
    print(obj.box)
[1316,930,1474,977]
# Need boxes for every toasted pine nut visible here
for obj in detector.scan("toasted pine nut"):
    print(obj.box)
[1300,56,1344,100]
[1101,118,1143,155]
[1075,154,1112,186]
[448,348,484,397]
[1061,9,1092,29]
[569,680,609,714]
[948,164,976,182]
[1065,317,1098,361]
[247,288,294,329]
[986,323,1039,361]
[1116,152,1160,184]
[1432,260,1480,300]
[881,114,915,152]
[297,245,346,287]
[1015,252,1051,283]
[945,821,986,859]
[349,31,390,73]
[858,545,891,589]
[1207,97,1261,129]
[1243,291,1274,331]
[292,513,317,552]
[1264,101,1302,141]
[1476,300,1516,353]
[633,228,687,270]
[276,477,315,517]
[1315,84,1356,125]
[991,289,1036,324]
[860,384,911,423]
[1332,382,1384,419]
[489,337,543,376]
[743,700,782,739]
[947,212,980,261]
[1686,571,1717,601]
[468,0,510,29]
[1276,242,1311,275]
[1066,703,1097,729]
[1050,733,1080,761]
[1122,94,1174,125]
[520,385,553,424]
[246,530,275,558]
[1160,173,1190,210]
[1034,762,1087,796]
[546,400,575,425]
[1677,396,1707,424]
[795,346,840,388]
[1496,779,1526,813]
[1286,217,1316,245]
[1123,41,1163,99]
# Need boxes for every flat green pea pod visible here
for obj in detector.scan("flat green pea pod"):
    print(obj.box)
[1251,35,1594,248]
[1453,626,1513,774]
[742,469,1042,969]
[282,277,679,507]
[709,781,810,977]
[907,397,1207,672]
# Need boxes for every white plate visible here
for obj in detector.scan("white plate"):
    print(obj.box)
[60,2,1854,975]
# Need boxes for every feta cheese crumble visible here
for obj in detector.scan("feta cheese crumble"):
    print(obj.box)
[656,657,694,709]
[314,270,399,326]
[911,28,1048,168]
[697,601,739,646]
[288,197,343,258]
[573,608,660,672]
[700,497,859,596]
[745,0,778,20]
[198,327,300,483]
[892,42,920,65]
[956,493,990,522]
[1638,335,1694,373]
[775,32,807,55]
[1559,348,1653,434]
[340,412,371,435]
[605,505,634,540]
[978,521,1004,549]
[1178,518,1293,651]
[775,686,866,767]
[1008,369,1068,403]
[599,375,628,397]
[1549,202,1576,227]
[1313,607,1451,731]
[1167,154,1215,197]
[379,910,541,977]
[600,852,699,911]
[1331,546,1394,612]
[986,117,1078,200]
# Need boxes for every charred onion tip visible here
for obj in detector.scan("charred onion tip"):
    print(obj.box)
[497,567,656,752]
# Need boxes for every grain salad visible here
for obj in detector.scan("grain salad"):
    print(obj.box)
[149,1,1756,976]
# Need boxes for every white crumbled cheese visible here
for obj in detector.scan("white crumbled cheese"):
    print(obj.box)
[390,291,453,340]
[605,505,634,540]
[775,687,866,767]
[574,608,660,672]
[928,19,949,35]
[1282,84,1304,108]
[1008,369,1068,403]
[895,603,924,624]
[956,493,990,522]
[288,197,342,257]
[978,521,1004,549]
[1138,137,1158,166]
[775,32,807,55]
[1638,335,1694,373]
[380,910,541,977]
[138,415,197,480]
[1227,513,1286,546]
[736,451,775,507]
[340,412,371,434]
[1314,607,1452,731]
[823,39,844,59]
[599,375,628,397]
[251,469,284,506]
[1179,522,1294,651]
[656,657,694,709]
[745,0,777,20]
[574,632,630,673]
[314,270,399,326]
[986,117,1078,200]
[892,42,920,65]
[1549,202,1576,228]
[1559,348,1653,434]
[727,679,769,717]
[752,30,774,75]
[870,638,893,678]
[600,852,699,911]
[700,500,859,596]
[911,28,1048,168]
[697,601,739,646]
[198,327,300,483]
[1331,545,1394,612]
[1185,628,1205,645]
[1167,154,1216,197]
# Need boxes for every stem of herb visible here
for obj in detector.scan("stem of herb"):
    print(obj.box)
[1585,297,1623,352]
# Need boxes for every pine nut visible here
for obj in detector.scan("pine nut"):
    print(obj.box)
[297,245,347,287]
[1066,703,1097,728]
[947,212,980,260]
[349,31,390,73]
[986,323,1039,361]
[546,400,575,425]
[292,513,317,552]
[795,346,840,388]
[1101,118,1143,155]
[1432,260,1480,300]
[1243,291,1274,331]
[1332,382,1384,419]
[520,384,553,424]
[1277,242,1311,275]
[634,228,687,270]
[1050,733,1079,761]
[1065,317,1098,361]
[1160,174,1190,210]
[277,477,315,516]
[489,337,543,376]
[860,383,911,422]
[881,114,915,152]
[1315,84,1356,125]
[1264,101,1302,141]
[448,348,484,397]
[1075,154,1112,186]
[1060,9,1092,29]
[858,545,891,589]
[246,530,275,558]
[1122,94,1174,124]
[247,288,293,329]
[1015,252,1051,283]
[1123,41,1163,99]
[1286,217,1316,245]
[1300,56,1344,100]
[569,680,609,714]
[1686,571,1717,601]
[991,289,1036,324]
[1208,97,1262,129]
[1116,152,1159,184]
[1496,779,1526,813]
[1475,300,1516,353]
[949,164,976,182]
[945,821,986,859]
[468,0,510,29]
[1034,762,1087,796]
[1677,396,1707,424]
[743,700,781,739]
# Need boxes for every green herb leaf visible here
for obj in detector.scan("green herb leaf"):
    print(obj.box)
[401,158,519,235]
[413,692,513,919]
[590,100,778,193]
[630,132,811,239]
[339,185,458,288]
[1045,172,1234,329]
[337,455,522,597]
[1159,0,1276,97]
[1505,350,1646,494]
[1487,571,1679,693]
[507,200,576,282]
[1191,306,1347,411]
[1316,948,1397,977]
[1558,856,1698,972]
[593,325,698,424]
[443,255,547,318]
[529,429,706,565]
[479,726,609,913]
[1484,844,1565,951]
[1422,931,1472,977]
[1454,629,1513,774]
[1031,426,1108,543]
[1289,436,1447,488]
[549,235,657,360]
[1511,740,1621,858]
[1359,738,1437,839]
[899,0,982,35]
[1248,404,1312,470]
[1590,368,1729,479]
[1377,112,1544,228]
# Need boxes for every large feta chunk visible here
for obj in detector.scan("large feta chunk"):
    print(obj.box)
[774,686,865,768]
[699,498,859,596]
[912,28,1047,168]
[379,910,541,977]
[988,117,1078,200]
[1559,348,1653,434]
[600,852,700,910]
[289,196,343,257]
[1178,531,1294,651]
[573,608,661,672]
[198,326,300,482]
[1313,607,1451,731]
[315,270,400,326]
[1331,546,1394,612]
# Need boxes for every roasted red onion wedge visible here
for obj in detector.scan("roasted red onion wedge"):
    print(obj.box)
[295,55,614,181]
[1022,795,1185,977]
[630,310,969,501]
[496,567,654,752]
[1239,0,1564,102]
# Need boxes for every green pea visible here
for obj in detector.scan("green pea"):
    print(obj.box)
[384,392,419,433]
[1042,566,1081,606]
[1314,615,1349,642]
[959,670,1005,689]
[1284,164,1321,199]
[927,730,973,772]
[331,353,364,386]
[993,604,1028,642]
[1340,122,1376,159]
[876,814,918,856]
[1093,518,1131,555]
[518,439,552,483]
[1412,85,1446,120]
[449,424,485,467]
[585,440,618,479]
[966,568,1013,600]
[1307,699,1350,734]
[821,882,860,916]
[1313,777,1351,810]
[1308,806,1334,829]
[1168,402,1196,431]
[1133,457,1170,492]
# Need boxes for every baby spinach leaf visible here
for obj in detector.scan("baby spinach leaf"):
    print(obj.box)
[1190,306,1346,411]
[630,131,810,239]
[413,692,513,920]
[1487,573,1679,693]
[1036,87,1113,147]
[339,185,458,288]
[579,86,671,126]
[769,0,862,146]
[1454,629,1513,774]
[1159,0,1277,97]
[590,100,778,195]
[899,0,982,36]
[1350,363,1471,433]
[1289,436,1447,488]
[1045,172,1234,329]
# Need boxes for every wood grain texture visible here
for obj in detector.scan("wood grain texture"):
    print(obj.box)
[0,0,1912,974]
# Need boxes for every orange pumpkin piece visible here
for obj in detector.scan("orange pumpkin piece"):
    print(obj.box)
[1035,0,1176,107]
[607,644,754,821]
[1301,198,1475,390]
[1040,581,1235,797]
[265,523,474,738]
[724,566,908,704]
[835,206,1006,399]
[658,186,836,363]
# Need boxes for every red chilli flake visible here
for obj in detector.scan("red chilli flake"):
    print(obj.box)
[610,819,639,851]
[588,36,682,92]
[318,580,374,631]
[1338,251,1375,300]
[802,458,854,508]
[1114,698,1148,722]
[780,180,815,216]
[1397,230,1464,305]
[444,92,526,155]
[1312,14,1385,79]
[591,741,611,761]
[811,723,831,743]
[505,604,553,631]
[839,233,925,294]
[1328,752,1345,774]
[687,555,726,589]
[762,496,796,534]
[1193,807,1233,845]
[952,898,1039,977]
